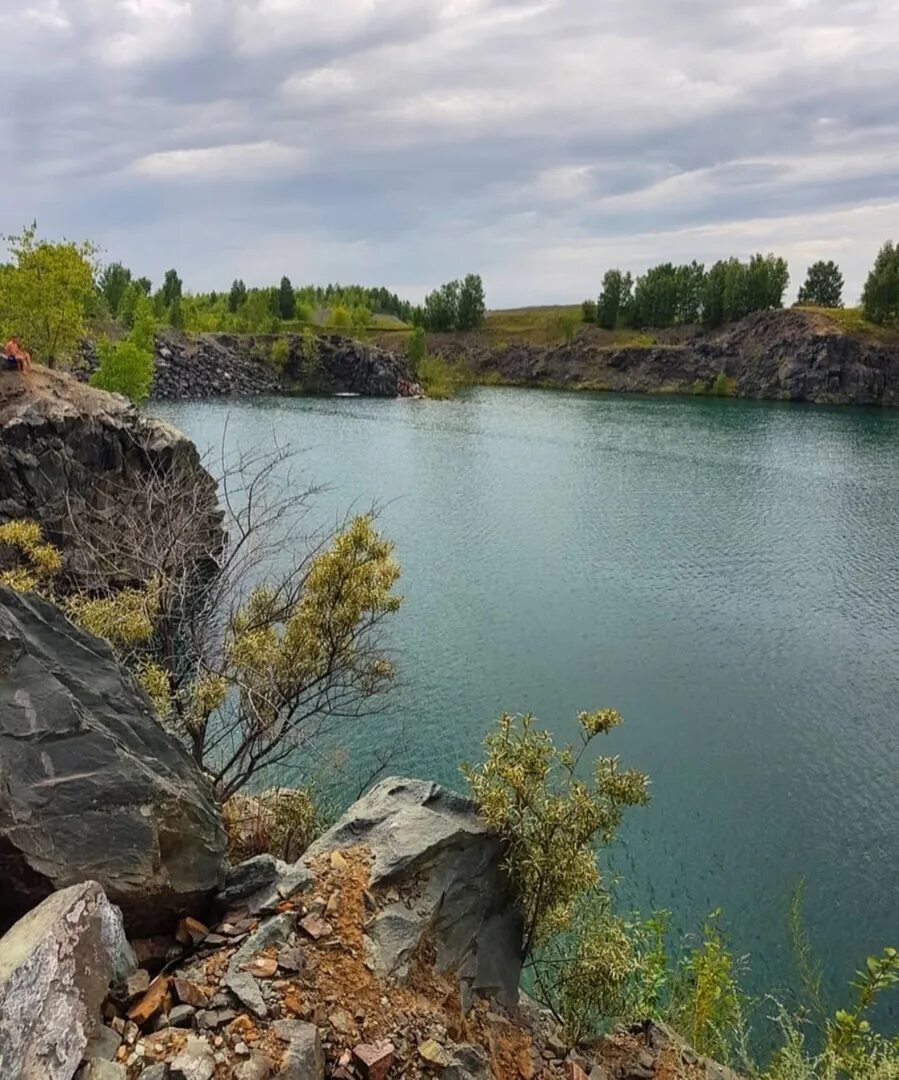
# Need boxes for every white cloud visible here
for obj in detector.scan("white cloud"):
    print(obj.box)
[132,140,306,180]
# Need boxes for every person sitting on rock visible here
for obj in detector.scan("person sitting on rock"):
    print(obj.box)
[4,336,32,373]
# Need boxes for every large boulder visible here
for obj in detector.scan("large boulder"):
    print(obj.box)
[304,777,523,1007]
[0,881,136,1080]
[0,586,227,932]
[0,366,224,591]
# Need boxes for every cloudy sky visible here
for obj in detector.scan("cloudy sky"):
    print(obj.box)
[4,0,899,307]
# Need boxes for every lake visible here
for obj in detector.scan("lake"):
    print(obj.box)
[153,387,899,1020]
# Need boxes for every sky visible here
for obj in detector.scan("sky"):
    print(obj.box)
[3,0,899,308]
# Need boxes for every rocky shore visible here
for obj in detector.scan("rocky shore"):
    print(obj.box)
[414,309,899,406]
[80,333,420,401]
[0,370,740,1080]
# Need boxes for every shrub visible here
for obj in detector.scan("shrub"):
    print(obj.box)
[223,787,327,863]
[465,710,649,956]
[90,339,154,404]
[0,519,62,591]
[712,371,737,397]
[417,353,454,399]
[862,241,899,326]
[270,337,289,372]
[407,326,426,377]
[582,299,598,324]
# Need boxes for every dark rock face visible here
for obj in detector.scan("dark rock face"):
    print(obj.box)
[79,332,419,401]
[304,777,523,1008]
[424,309,899,406]
[0,881,135,1080]
[0,587,227,932]
[0,367,224,591]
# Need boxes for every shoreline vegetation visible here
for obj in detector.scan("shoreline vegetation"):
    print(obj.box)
[1,224,899,405]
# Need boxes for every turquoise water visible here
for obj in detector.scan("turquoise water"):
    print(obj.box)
[154,388,899,1019]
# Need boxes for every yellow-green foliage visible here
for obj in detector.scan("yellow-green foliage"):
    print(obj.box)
[464,709,649,953]
[664,911,747,1063]
[800,305,899,342]
[270,337,289,372]
[0,519,63,591]
[90,294,155,404]
[202,514,401,791]
[223,787,325,863]
[417,354,454,399]
[64,578,161,647]
[0,224,96,367]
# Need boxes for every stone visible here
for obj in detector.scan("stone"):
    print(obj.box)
[420,1038,454,1067]
[589,1067,612,1080]
[276,946,306,973]
[245,955,278,978]
[445,1045,490,1080]
[275,1021,324,1079]
[176,917,209,946]
[227,913,294,978]
[127,976,170,1026]
[78,1062,128,1080]
[0,881,135,1080]
[298,914,332,941]
[224,971,269,1018]
[196,1008,237,1030]
[139,1066,170,1080]
[84,1024,123,1061]
[353,1040,395,1080]
[236,1052,275,1080]
[168,1004,196,1028]
[564,1062,589,1080]
[328,1008,356,1038]
[0,586,227,933]
[173,978,210,1008]
[125,969,152,1000]
[218,855,313,916]
[305,777,523,1006]
[169,1036,215,1080]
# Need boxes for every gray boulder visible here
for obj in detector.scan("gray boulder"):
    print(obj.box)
[304,777,523,1006]
[0,881,136,1080]
[0,587,227,931]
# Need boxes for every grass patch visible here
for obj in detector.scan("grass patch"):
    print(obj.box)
[713,371,738,397]
[796,305,899,342]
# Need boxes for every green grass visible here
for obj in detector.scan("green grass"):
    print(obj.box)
[796,305,899,342]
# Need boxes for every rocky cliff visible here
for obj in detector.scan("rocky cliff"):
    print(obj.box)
[421,309,899,406]
[82,333,420,401]
[0,367,224,591]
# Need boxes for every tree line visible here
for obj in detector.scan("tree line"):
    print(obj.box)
[580,255,862,330]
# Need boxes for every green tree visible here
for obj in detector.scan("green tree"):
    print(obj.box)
[0,224,96,367]
[99,262,132,317]
[797,260,844,308]
[278,276,296,320]
[162,268,183,307]
[90,295,155,404]
[597,269,633,330]
[421,280,461,331]
[168,295,184,330]
[862,241,899,325]
[228,279,247,313]
[134,277,152,296]
[581,299,598,324]
[457,273,486,330]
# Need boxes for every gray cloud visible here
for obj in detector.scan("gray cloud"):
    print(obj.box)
[4,0,899,304]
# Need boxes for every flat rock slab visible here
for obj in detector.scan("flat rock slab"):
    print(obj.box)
[0,881,135,1080]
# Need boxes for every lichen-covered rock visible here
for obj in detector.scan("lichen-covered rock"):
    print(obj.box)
[304,777,523,1007]
[0,882,136,1080]
[0,587,227,931]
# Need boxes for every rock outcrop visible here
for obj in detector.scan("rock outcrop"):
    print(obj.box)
[415,309,899,406]
[304,777,523,1009]
[0,881,135,1080]
[0,366,224,591]
[0,586,227,932]
[80,332,420,401]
